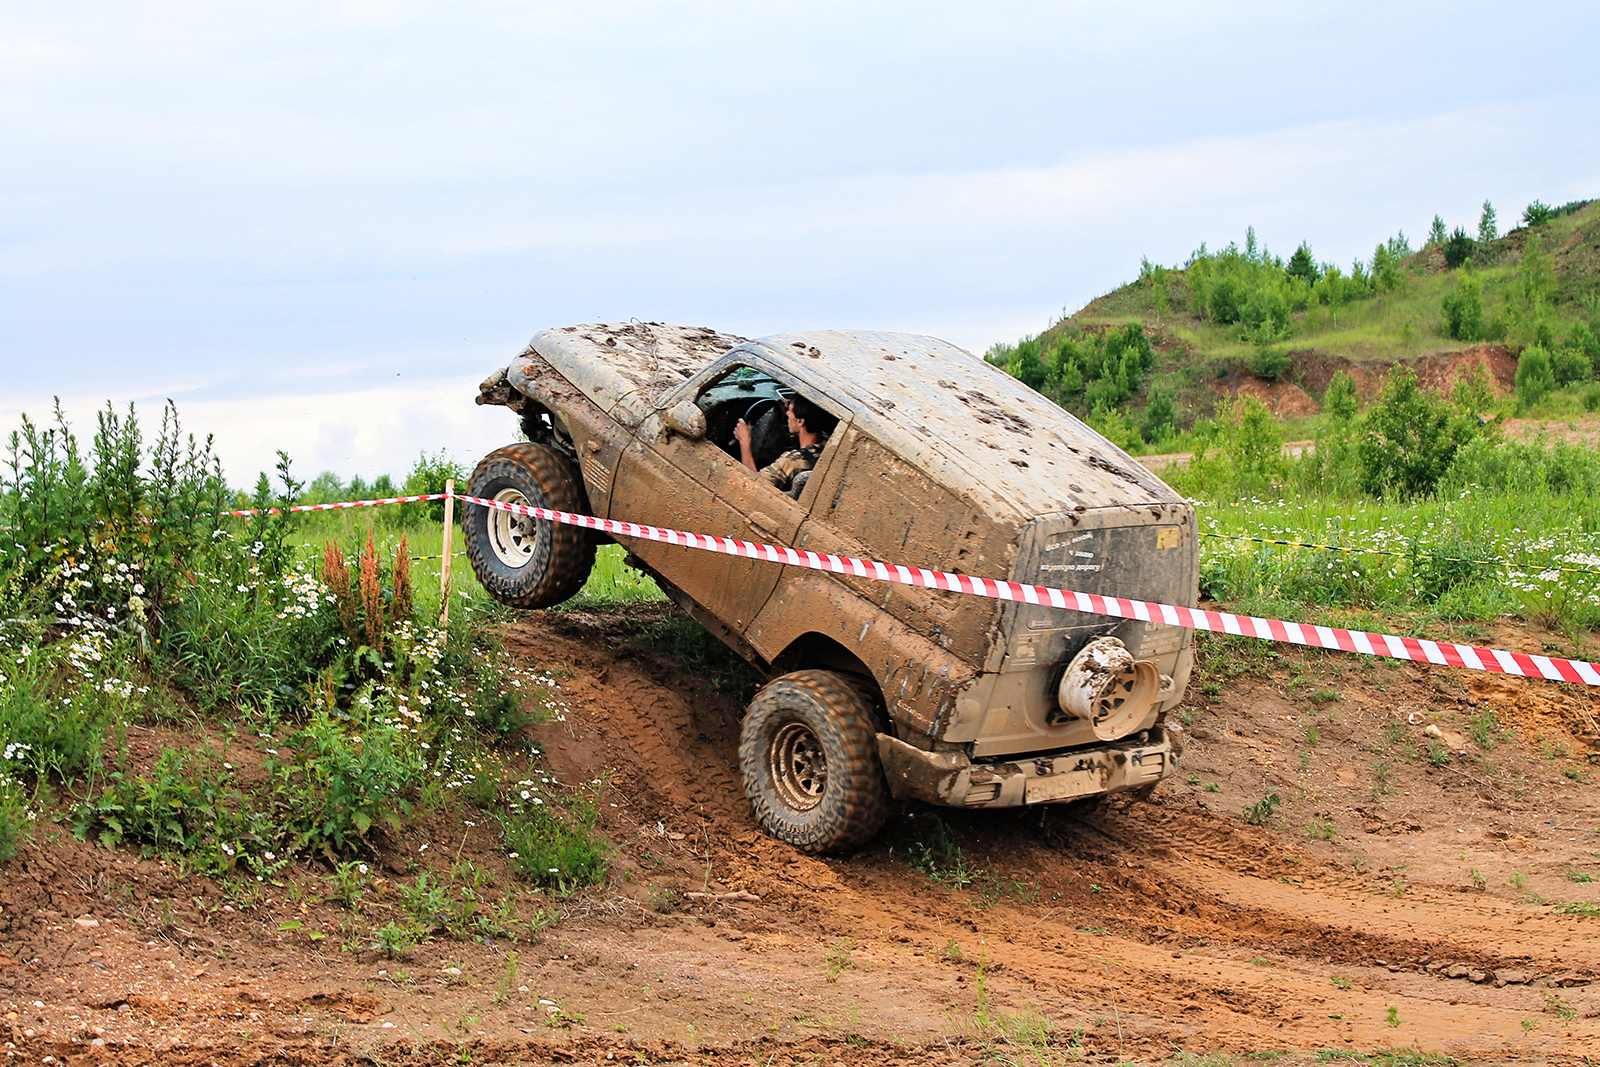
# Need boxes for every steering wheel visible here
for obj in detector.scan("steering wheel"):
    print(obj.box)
[742,397,782,426]
[730,397,782,450]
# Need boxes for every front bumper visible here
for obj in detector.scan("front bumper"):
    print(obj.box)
[876,725,1179,808]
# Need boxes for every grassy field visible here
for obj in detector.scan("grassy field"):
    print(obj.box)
[287,513,666,624]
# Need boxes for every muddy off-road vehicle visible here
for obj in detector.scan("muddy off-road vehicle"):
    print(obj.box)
[468,323,1196,852]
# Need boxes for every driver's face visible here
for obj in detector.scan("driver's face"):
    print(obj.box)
[785,400,801,434]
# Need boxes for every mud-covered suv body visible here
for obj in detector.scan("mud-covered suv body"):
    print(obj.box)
[472,323,1196,849]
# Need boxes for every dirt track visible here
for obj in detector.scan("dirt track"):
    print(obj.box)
[3,604,1599,1065]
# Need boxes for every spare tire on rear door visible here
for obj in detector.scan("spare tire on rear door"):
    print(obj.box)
[463,442,595,609]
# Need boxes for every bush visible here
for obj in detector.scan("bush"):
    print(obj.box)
[1442,269,1484,341]
[1443,227,1475,269]
[1140,388,1177,445]
[1452,361,1497,414]
[1550,346,1591,386]
[1522,200,1554,227]
[1514,346,1556,408]
[70,748,280,874]
[1443,436,1600,496]
[1240,285,1289,342]
[158,549,339,711]
[0,636,128,782]
[402,450,466,525]
[1171,395,1286,498]
[2,401,231,628]
[1357,366,1476,498]
[1250,347,1291,382]
[273,703,425,856]
[1414,537,1496,604]
[0,772,31,864]
[1324,371,1358,420]
[1208,274,1247,324]
[1568,321,1599,376]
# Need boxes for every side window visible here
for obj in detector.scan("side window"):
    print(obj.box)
[696,365,791,467]
[693,366,842,498]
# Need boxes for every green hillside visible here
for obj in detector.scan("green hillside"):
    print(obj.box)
[987,197,1600,452]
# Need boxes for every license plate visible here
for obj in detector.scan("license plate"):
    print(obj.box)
[1024,768,1103,804]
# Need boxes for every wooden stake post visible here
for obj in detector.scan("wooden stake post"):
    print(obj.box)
[438,479,454,628]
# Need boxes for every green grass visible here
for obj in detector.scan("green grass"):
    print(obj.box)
[1185,486,1600,631]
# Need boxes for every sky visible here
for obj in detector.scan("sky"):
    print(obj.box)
[3,1,1598,486]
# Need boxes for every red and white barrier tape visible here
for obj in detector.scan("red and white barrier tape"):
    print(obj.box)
[223,493,448,517]
[456,491,1600,687]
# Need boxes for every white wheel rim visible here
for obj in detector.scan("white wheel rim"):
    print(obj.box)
[489,488,539,567]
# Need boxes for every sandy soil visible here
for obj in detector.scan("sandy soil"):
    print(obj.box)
[3,604,1598,1066]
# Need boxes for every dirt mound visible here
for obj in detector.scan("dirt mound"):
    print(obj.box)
[5,604,1600,1064]
[1211,375,1321,417]
[1289,345,1517,403]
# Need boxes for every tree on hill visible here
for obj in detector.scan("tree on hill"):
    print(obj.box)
[1477,200,1498,243]
[1442,268,1484,341]
[1286,242,1319,284]
[1443,227,1474,269]
[1428,215,1448,247]
[1522,200,1554,228]
[1371,232,1410,290]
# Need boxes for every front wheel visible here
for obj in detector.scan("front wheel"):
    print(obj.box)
[463,443,595,609]
[738,670,888,853]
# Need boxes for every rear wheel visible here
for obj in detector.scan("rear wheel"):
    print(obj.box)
[463,443,595,609]
[739,670,888,853]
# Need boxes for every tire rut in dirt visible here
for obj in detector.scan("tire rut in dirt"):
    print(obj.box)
[501,616,750,829]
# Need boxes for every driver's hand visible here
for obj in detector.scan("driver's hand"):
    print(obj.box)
[733,419,752,447]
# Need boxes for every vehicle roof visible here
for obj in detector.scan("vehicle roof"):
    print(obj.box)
[740,330,1180,520]
[524,323,1180,522]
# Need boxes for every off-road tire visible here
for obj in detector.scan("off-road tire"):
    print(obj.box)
[463,442,595,609]
[739,670,889,853]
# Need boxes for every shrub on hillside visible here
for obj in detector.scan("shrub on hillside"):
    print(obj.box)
[1550,345,1591,386]
[1002,323,1156,415]
[1323,371,1358,420]
[1170,395,1286,498]
[1522,200,1554,228]
[1140,388,1178,445]
[1451,362,1496,414]
[1442,269,1484,342]
[1357,366,1477,498]
[1514,346,1556,408]
[1568,321,1600,376]
[1443,227,1474,269]
[1250,347,1291,382]
[1371,234,1410,291]
[1240,285,1290,342]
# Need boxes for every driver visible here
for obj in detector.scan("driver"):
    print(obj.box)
[734,395,838,494]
